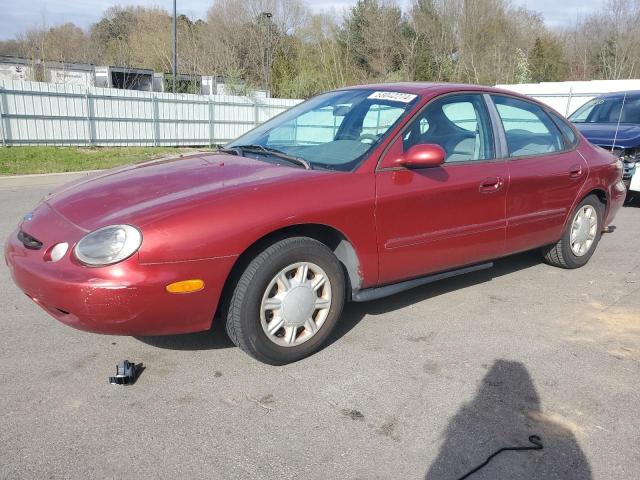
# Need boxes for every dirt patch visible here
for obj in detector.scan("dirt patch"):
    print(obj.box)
[526,410,585,437]
[176,394,196,405]
[608,346,638,361]
[407,332,436,343]
[72,352,99,369]
[341,409,365,421]
[592,307,640,335]
[569,301,640,344]
[423,360,441,374]
[375,417,401,441]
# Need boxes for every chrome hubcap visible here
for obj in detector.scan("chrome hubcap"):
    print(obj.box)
[570,205,598,257]
[260,262,332,347]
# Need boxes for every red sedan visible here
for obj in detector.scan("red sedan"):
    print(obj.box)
[5,84,626,364]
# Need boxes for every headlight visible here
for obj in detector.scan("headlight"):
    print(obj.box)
[619,148,639,162]
[74,225,142,266]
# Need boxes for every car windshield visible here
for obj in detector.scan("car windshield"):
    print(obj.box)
[569,95,640,124]
[226,89,419,171]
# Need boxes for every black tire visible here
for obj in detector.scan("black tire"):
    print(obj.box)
[225,236,345,365]
[541,194,604,269]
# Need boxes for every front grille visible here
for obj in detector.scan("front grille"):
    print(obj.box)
[17,230,43,250]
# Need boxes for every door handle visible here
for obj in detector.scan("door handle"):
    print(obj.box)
[569,165,583,178]
[479,177,504,193]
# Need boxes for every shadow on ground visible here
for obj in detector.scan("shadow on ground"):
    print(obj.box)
[134,315,234,350]
[425,360,591,480]
[327,250,543,348]
[134,250,543,352]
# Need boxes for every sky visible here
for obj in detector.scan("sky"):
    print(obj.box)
[0,0,604,41]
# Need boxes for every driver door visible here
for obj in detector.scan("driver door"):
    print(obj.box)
[375,93,508,284]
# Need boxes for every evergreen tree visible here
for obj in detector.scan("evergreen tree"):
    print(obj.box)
[528,36,567,82]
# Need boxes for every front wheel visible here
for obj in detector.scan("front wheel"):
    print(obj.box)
[541,194,604,269]
[225,237,345,365]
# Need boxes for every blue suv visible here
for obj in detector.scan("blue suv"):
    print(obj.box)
[569,91,639,192]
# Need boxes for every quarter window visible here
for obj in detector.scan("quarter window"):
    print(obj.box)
[492,95,564,157]
[548,110,578,147]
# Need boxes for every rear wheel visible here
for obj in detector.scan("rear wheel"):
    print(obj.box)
[225,237,345,365]
[541,194,603,269]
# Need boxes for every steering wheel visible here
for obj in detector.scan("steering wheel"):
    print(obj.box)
[358,133,380,144]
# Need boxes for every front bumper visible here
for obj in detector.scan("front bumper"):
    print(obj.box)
[4,211,237,335]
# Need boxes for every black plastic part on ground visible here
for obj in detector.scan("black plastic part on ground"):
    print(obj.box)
[109,360,143,385]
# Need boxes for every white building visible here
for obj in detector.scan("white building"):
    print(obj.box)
[0,56,35,82]
[496,79,640,116]
[0,56,269,97]
[95,66,154,91]
[45,62,95,87]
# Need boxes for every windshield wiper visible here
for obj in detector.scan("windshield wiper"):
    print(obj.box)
[220,144,311,170]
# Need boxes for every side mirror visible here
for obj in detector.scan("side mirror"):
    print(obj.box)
[394,144,446,169]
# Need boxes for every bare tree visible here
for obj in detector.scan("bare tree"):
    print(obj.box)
[3,0,640,98]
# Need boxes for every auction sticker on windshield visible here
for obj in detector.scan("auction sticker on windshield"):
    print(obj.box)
[367,91,417,103]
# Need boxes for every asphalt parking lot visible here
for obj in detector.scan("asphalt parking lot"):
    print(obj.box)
[1,174,639,480]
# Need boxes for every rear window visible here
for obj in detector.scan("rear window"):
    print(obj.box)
[492,95,565,157]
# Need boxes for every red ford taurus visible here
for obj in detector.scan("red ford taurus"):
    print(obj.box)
[5,83,626,364]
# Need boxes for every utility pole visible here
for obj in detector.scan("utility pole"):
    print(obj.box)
[262,12,272,97]
[172,0,177,93]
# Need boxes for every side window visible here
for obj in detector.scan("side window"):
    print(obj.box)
[442,102,477,132]
[548,110,577,147]
[492,95,564,157]
[403,94,494,162]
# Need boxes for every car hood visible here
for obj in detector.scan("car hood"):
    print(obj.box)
[44,153,322,231]
[573,122,640,149]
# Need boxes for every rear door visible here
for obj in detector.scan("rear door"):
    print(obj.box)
[375,93,508,284]
[489,95,587,254]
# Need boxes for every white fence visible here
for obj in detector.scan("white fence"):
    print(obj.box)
[496,79,640,117]
[0,79,302,147]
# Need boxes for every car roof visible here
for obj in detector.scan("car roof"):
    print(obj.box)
[595,90,640,99]
[341,82,527,98]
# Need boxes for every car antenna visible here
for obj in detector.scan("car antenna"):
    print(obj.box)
[611,91,627,152]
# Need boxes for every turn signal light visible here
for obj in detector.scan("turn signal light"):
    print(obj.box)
[166,279,205,294]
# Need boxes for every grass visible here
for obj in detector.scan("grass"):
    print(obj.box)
[0,146,210,175]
